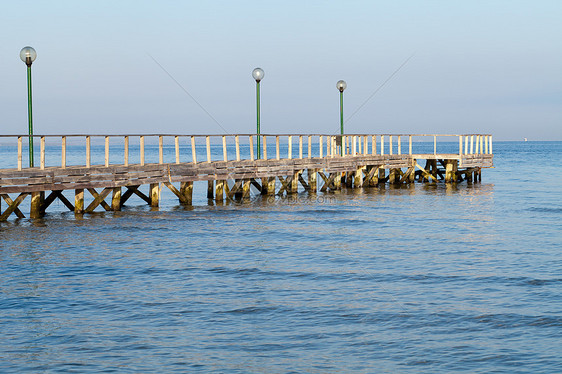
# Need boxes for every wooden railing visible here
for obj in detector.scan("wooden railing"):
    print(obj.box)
[0,133,492,170]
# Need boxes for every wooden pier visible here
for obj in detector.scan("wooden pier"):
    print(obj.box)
[0,133,493,220]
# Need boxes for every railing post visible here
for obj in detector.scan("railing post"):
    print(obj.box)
[352,135,357,156]
[40,136,45,170]
[191,136,197,164]
[465,135,469,155]
[235,135,240,161]
[222,136,228,161]
[398,135,401,155]
[490,135,493,154]
[276,136,280,160]
[159,135,163,164]
[459,135,463,157]
[470,135,474,154]
[175,136,180,164]
[299,135,303,159]
[479,135,484,154]
[249,135,255,161]
[433,135,437,155]
[319,136,323,158]
[409,135,412,155]
[105,136,109,167]
[86,136,91,168]
[389,135,393,155]
[308,135,312,159]
[206,136,211,163]
[485,135,488,154]
[62,136,66,169]
[263,135,267,160]
[372,135,376,155]
[18,136,22,171]
[124,136,129,166]
[288,135,292,159]
[140,136,145,166]
[381,135,384,155]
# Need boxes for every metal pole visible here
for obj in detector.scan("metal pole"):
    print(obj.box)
[340,90,344,156]
[256,80,261,159]
[27,64,34,167]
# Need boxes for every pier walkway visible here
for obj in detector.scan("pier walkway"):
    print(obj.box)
[0,133,493,220]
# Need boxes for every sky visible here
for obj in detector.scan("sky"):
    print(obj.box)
[1,0,560,140]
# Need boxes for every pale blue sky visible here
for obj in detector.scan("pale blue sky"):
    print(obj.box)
[1,0,560,139]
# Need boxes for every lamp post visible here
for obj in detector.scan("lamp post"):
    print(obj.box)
[252,67,264,159]
[20,46,37,167]
[336,80,347,156]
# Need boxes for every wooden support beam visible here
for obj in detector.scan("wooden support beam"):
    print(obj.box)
[415,162,438,183]
[277,175,292,195]
[85,188,112,213]
[290,171,300,194]
[0,193,28,220]
[308,169,318,193]
[445,160,458,183]
[378,168,386,185]
[399,166,416,184]
[42,191,74,212]
[75,189,84,213]
[112,187,121,211]
[298,173,310,190]
[180,182,194,205]
[149,183,160,207]
[215,180,224,202]
[30,191,43,219]
[120,186,149,207]
[318,172,336,192]
[334,172,342,190]
[207,180,214,199]
[250,179,263,193]
[242,179,251,198]
[354,166,365,187]
[164,182,192,205]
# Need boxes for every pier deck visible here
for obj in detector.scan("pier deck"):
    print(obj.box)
[0,133,493,220]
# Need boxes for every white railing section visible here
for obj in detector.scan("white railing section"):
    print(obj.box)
[1,134,492,171]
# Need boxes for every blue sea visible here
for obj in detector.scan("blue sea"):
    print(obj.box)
[1,141,561,373]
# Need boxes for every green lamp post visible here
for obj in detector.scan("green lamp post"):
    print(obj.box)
[20,46,37,167]
[252,67,264,159]
[336,80,347,156]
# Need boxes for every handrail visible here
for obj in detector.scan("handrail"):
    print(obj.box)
[0,133,493,171]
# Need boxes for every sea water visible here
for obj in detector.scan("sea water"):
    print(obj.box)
[0,141,561,373]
